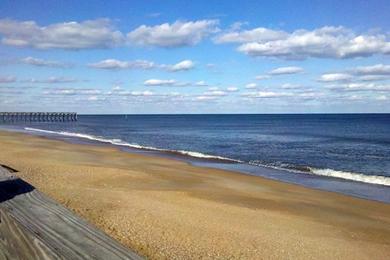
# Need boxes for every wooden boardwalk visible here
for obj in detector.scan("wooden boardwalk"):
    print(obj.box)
[0,166,142,260]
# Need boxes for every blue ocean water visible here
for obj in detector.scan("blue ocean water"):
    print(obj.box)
[1,114,390,202]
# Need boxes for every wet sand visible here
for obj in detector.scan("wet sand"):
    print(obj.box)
[0,130,389,259]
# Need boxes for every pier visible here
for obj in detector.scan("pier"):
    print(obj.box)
[0,112,77,122]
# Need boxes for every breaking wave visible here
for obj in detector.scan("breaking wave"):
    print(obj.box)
[24,127,390,187]
[249,160,390,186]
[308,168,390,186]
[24,127,241,162]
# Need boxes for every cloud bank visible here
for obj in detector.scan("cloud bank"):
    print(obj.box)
[21,57,71,68]
[0,19,219,50]
[319,64,390,82]
[127,20,219,47]
[89,59,194,72]
[216,26,390,59]
[2,18,389,62]
[268,66,304,75]
[0,19,124,49]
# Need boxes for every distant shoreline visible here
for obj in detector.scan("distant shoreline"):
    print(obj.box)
[66,112,390,115]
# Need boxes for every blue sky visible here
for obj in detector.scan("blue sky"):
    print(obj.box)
[0,0,389,114]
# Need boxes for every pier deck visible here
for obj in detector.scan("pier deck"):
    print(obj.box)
[0,112,77,122]
[0,165,141,260]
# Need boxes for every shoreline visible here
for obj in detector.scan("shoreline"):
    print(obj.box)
[4,126,390,203]
[0,130,390,259]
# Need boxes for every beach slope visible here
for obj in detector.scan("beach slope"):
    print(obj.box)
[0,130,389,259]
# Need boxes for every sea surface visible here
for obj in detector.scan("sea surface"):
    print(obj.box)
[1,114,390,203]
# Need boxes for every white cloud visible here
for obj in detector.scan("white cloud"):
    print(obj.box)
[77,89,101,94]
[245,83,257,89]
[318,64,390,84]
[106,89,156,97]
[295,91,324,100]
[242,90,320,101]
[376,95,388,101]
[24,77,79,84]
[255,75,271,80]
[358,75,390,81]
[127,20,219,47]
[242,91,292,98]
[143,79,210,87]
[268,66,304,75]
[89,59,155,70]
[194,90,228,101]
[195,80,208,86]
[253,67,302,82]
[167,59,194,71]
[328,83,390,92]
[21,56,71,68]
[203,90,227,96]
[347,95,363,101]
[281,83,304,89]
[227,21,249,32]
[216,26,390,59]
[57,89,75,95]
[0,76,16,83]
[318,73,353,82]
[89,59,194,72]
[174,82,192,87]
[43,88,102,95]
[214,27,287,43]
[129,90,155,96]
[194,96,217,101]
[353,64,390,75]
[87,96,105,101]
[226,87,239,92]
[0,19,124,49]
[144,79,177,86]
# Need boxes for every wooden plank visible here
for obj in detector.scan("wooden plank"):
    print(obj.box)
[0,207,60,260]
[0,166,142,260]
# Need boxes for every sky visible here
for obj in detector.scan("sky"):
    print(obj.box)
[0,0,389,114]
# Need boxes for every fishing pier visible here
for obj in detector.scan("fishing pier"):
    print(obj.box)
[0,112,77,122]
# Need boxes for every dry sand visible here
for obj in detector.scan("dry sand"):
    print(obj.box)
[0,130,389,259]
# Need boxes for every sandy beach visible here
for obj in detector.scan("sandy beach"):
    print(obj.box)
[0,130,389,259]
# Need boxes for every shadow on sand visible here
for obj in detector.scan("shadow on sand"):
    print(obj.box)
[0,165,35,203]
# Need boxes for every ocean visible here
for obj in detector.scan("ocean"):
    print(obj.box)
[1,114,390,202]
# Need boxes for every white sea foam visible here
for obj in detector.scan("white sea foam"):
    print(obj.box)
[24,127,240,162]
[308,168,390,186]
[176,150,240,161]
[24,127,390,187]
[249,160,390,186]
